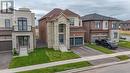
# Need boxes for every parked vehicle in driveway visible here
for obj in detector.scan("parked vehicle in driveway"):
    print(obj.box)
[120,36,126,40]
[95,39,118,50]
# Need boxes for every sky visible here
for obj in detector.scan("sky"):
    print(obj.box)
[14,0,130,24]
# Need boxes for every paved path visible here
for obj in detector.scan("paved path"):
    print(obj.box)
[1,51,130,73]
[71,47,120,65]
[78,61,130,73]
[0,51,12,70]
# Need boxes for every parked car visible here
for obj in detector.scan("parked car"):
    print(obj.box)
[95,39,118,50]
[120,36,126,40]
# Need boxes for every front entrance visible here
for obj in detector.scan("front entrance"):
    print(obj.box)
[18,36,29,48]
[70,37,83,46]
[18,36,29,56]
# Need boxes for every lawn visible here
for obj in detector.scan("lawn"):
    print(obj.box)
[116,55,130,61]
[86,43,113,54]
[9,48,80,68]
[18,61,92,73]
[118,40,130,49]
[86,43,130,61]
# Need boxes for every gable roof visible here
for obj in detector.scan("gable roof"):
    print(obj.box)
[81,13,119,21]
[39,8,80,21]
[120,20,130,24]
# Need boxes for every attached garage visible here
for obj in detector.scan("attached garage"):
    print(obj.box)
[0,41,12,51]
[70,37,84,46]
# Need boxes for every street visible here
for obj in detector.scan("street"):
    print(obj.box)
[77,62,130,73]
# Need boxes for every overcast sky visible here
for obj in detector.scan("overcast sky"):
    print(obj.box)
[15,0,130,23]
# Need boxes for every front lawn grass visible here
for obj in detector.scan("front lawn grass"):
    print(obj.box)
[118,40,130,49]
[86,43,130,61]
[45,49,79,62]
[86,43,113,54]
[9,48,80,68]
[18,61,92,73]
[116,55,130,61]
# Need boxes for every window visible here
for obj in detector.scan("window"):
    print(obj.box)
[69,18,75,26]
[1,1,14,13]
[105,22,108,28]
[95,21,101,29]
[59,24,64,33]
[5,19,10,28]
[59,34,64,44]
[18,17,27,31]
[112,23,117,29]
[114,32,118,39]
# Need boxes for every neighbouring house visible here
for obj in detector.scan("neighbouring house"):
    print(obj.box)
[119,20,130,31]
[0,8,36,56]
[39,8,85,52]
[35,26,39,39]
[82,13,120,43]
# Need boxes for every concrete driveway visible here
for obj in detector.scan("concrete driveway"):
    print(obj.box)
[0,51,12,70]
[71,47,120,65]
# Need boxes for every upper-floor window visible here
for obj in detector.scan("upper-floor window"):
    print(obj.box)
[1,1,14,13]
[59,24,64,33]
[112,22,117,29]
[95,21,101,29]
[5,19,10,28]
[105,22,108,28]
[69,18,74,26]
[18,17,27,31]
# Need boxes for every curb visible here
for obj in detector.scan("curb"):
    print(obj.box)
[57,59,130,73]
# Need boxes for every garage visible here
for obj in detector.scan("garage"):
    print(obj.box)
[70,37,84,46]
[0,41,12,51]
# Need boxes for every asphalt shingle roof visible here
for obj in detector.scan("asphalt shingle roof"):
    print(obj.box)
[82,13,119,21]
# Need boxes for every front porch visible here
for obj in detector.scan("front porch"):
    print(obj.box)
[12,32,34,56]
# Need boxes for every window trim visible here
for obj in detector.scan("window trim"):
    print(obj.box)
[5,19,11,28]
[18,17,27,31]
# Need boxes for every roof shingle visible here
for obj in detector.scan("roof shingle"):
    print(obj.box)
[82,13,119,21]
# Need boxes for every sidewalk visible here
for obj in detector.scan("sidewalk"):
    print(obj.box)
[1,51,130,73]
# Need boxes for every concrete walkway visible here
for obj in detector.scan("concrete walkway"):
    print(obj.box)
[1,51,130,73]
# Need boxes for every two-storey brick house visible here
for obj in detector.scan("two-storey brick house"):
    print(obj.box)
[82,13,120,43]
[0,8,36,56]
[39,8,85,52]
[119,20,130,31]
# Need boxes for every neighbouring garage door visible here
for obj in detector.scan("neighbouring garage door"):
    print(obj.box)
[70,37,83,46]
[0,41,12,51]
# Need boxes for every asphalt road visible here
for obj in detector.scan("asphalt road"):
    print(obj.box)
[77,62,130,73]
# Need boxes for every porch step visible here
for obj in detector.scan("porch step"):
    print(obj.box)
[59,45,68,52]
[19,47,28,56]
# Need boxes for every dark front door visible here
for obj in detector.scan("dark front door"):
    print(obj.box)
[18,36,29,47]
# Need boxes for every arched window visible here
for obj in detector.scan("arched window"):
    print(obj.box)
[18,17,27,31]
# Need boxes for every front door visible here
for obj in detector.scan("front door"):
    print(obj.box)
[18,36,29,47]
